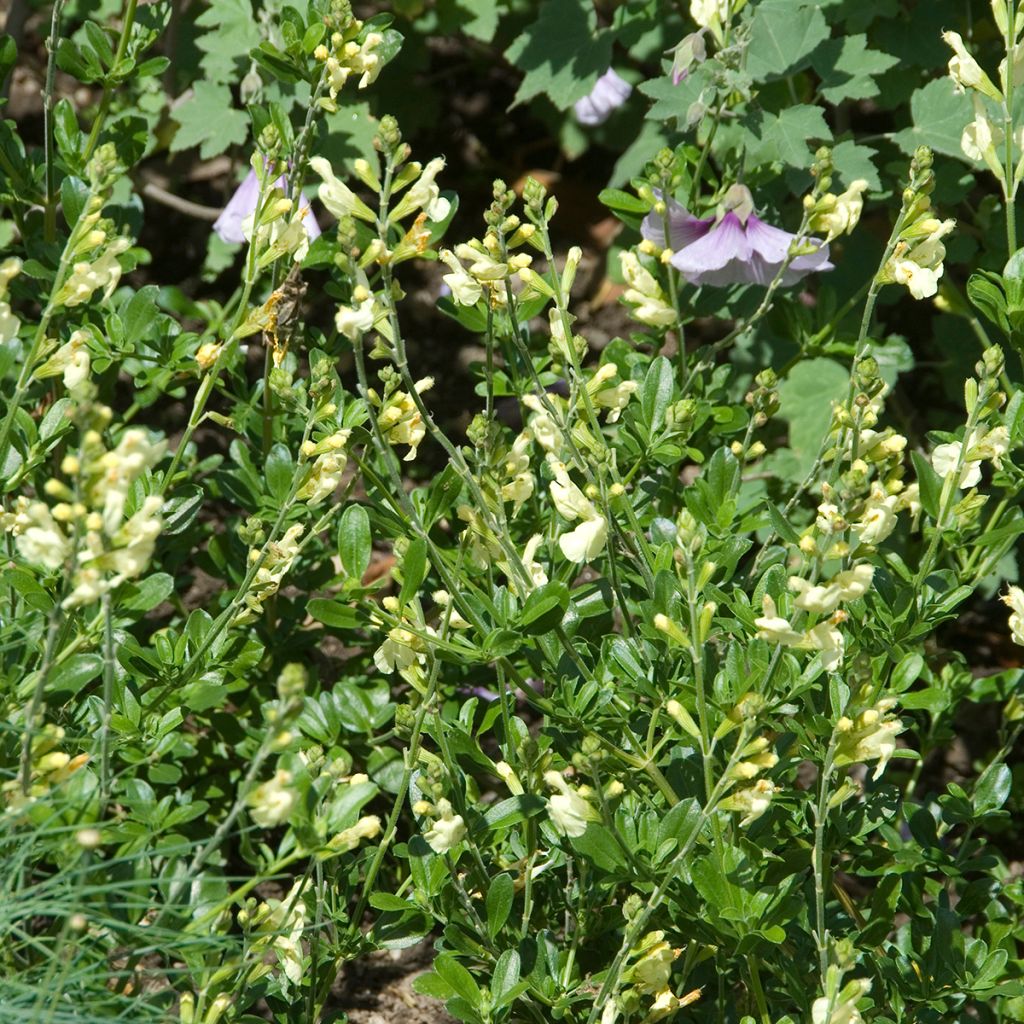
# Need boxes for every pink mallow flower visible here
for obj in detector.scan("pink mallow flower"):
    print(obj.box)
[574,69,632,126]
[642,185,832,288]
[641,188,713,250]
[213,169,321,245]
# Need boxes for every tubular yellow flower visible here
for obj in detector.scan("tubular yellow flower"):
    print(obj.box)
[943,31,1003,101]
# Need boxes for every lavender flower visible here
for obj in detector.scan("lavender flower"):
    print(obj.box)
[640,190,712,250]
[574,69,632,126]
[213,169,321,245]
[648,185,832,288]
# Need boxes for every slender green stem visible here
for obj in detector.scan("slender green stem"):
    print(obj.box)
[0,205,90,485]
[688,101,725,208]
[99,591,115,808]
[912,395,985,593]
[162,63,328,493]
[812,738,838,986]
[583,740,748,1024]
[174,412,319,679]
[261,344,275,458]
[659,203,688,383]
[1004,0,1018,256]
[19,610,64,795]
[81,0,139,162]
[347,672,439,934]
[684,548,714,803]
[42,0,67,243]
[680,210,815,397]
[747,955,772,1024]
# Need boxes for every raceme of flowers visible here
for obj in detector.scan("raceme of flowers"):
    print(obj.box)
[1,421,166,608]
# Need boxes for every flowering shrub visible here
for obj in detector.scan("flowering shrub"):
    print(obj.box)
[3,2,1024,1024]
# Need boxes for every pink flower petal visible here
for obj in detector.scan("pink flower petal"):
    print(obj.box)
[214,167,321,245]
[669,211,753,285]
[745,215,831,284]
[744,215,794,264]
[641,191,713,250]
[669,210,833,287]
[213,169,260,244]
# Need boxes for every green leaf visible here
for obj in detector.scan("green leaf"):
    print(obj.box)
[483,628,521,658]
[413,972,453,1000]
[491,949,523,1005]
[910,450,942,520]
[811,35,899,104]
[437,294,488,333]
[162,486,204,536]
[53,99,82,168]
[119,573,174,614]
[307,598,360,629]
[339,504,372,580]
[56,37,104,82]
[60,176,90,229]
[438,0,501,42]
[195,0,263,82]
[264,443,294,501]
[0,35,17,87]
[571,823,626,870]
[641,356,674,433]
[170,82,249,159]
[250,41,303,84]
[830,139,881,191]
[863,335,914,388]
[302,22,327,55]
[891,652,924,691]
[762,502,798,546]
[966,272,1007,331]
[320,100,380,167]
[743,106,832,171]
[433,953,482,1007]
[770,358,848,476]
[484,795,547,830]
[369,891,418,913]
[2,568,53,612]
[39,399,72,442]
[638,67,708,126]
[519,581,569,635]
[598,188,651,215]
[657,798,702,852]
[399,537,429,605]
[485,873,514,940]
[891,78,975,160]
[746,4,829,79]
[975,763,1012,815]
[49,653,103,696]
[505,0,613,109]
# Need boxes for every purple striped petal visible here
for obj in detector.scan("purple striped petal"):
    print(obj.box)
[670,211,833,287]
[641,191,713,250]
[669,211,754,286]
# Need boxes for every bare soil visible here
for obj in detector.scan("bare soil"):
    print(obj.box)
[330,943,454,1024]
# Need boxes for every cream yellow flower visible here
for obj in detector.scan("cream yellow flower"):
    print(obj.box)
[424,798,466,853]
[544,770,596,837]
